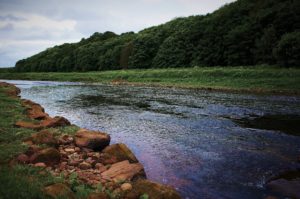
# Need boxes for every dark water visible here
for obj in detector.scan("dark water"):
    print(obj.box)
[3,80,300,199]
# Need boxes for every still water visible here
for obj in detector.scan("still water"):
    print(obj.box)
[3,80,300,199]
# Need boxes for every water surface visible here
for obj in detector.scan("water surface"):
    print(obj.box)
[3,80,300,199]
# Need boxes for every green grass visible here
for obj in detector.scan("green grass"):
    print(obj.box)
[1,66,299,94]
[0,85,85,199]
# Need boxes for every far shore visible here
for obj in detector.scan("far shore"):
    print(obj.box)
[0,66,299,95]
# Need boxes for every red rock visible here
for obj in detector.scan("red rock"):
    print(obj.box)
[25,130,57,146]
[101,160,145,182]
[126,179,181,199]
[68,160,80,166]
[102,143,138,163]
[22,99,49,120]
[87,192,109,199]
[95,163,107,173]
[15,121,41,130]
[65,148,75,153]
[59,162,68,170]
[75,129,110,150]
[30,147,61,166]
[34,162,47,168]
[0,82,20,97]
[79,162,92,170]
[58,135,74,145]
[41,116,71,128]
[25,145,41,157]
[44,183,75,199]
[16,154,29,163]
[121,183,132,191]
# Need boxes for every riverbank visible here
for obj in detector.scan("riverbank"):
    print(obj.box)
[0,82,181,199]
[1,66,300,95]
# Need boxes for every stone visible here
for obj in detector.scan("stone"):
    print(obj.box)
[15,121,41,130]
[15,116,70,130]
[41,116,71,128]
[126,179,181,199]
[121,183,132,191]
[25,130,57,146]
[95,163,107,173]
[30,147,61,166]
[102,143,139,163]
[58,135,74,145]
[75,147,81,152]
[75,129,110,150]
[266,178,300,198]
[87,193,109,199]
[0,82,20,97]
[22,99,48,120]
[68,160,80,166]
[79,162,92,170]
[16,154,29,163]
[65,148,75,153]
[34,162,47,168]
[44,183,75,199]
[101,160,145,182]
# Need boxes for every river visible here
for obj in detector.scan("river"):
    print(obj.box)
[3,80,300,199]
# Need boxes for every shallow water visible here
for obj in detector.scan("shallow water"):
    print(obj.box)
[3,80,300,199]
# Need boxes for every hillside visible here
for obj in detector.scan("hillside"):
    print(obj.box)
[14,0,300,72]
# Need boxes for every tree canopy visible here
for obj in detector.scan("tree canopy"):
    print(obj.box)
[15,0,300,72]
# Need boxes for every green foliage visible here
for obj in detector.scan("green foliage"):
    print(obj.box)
[274,31,300,67]
[13,0,300,71]
[139,193,149,199]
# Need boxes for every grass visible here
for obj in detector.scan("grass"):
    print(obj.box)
[0,66,299,94]
[0,85,88,199]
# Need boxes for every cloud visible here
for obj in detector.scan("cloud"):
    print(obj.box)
[0,0,235,67]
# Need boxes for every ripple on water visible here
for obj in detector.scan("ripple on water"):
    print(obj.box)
[4,80,300,199]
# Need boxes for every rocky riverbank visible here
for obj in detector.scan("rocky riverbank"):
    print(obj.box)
[0,82,181,199]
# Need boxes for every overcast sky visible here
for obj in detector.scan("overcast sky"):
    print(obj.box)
[0,0,235,67]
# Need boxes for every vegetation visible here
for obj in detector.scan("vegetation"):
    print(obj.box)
[1,66,300,94]
[13,0,300,72]
[0,84,90,199]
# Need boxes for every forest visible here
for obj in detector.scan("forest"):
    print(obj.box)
[14,0,300,72]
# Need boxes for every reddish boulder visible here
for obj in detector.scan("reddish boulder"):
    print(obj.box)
[41,116,71,128]
[101,160,145,182]
[30,147,61,166]
[44,183,75,199]
[22,99,49,120]
[75,129,110,150]
[126,179,181,199]
[87,192,109,199]
[25,130,57,146]
[16,154,29,164]
[102,143,138,163]
[79,162,92,170]
[0,82,20,97]
[15,121,41,130]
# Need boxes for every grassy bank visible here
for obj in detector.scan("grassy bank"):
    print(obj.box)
[1,66,300,94]
[0,84,87,198]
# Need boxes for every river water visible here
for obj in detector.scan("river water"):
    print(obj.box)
[3,80,300,199]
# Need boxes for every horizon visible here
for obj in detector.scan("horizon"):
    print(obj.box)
[0,0,235,68]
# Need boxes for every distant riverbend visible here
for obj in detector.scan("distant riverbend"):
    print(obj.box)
[4,80,300,199]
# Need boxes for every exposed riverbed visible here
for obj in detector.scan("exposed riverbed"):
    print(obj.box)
[3,80,300,199]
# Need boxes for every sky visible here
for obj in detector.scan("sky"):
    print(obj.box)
[0,0,235,67]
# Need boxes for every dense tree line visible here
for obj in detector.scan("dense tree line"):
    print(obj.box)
[15,0,300,72]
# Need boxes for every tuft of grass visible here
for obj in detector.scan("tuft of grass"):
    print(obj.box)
[0,65,299,94]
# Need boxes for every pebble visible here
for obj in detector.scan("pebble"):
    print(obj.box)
[34,162,47,168]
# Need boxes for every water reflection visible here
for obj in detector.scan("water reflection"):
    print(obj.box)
[3,80,300,199]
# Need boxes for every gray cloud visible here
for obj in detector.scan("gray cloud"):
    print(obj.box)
[0,0,235,67]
